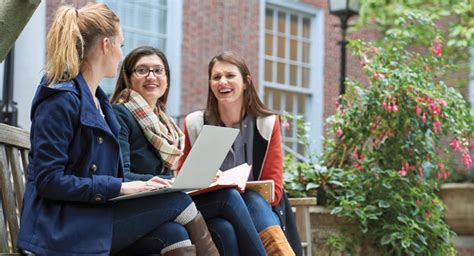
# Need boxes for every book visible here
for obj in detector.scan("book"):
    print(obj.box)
[245,180,275,204]
[187,163,251,197]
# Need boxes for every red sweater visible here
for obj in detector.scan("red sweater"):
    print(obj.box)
[177,111,283,206]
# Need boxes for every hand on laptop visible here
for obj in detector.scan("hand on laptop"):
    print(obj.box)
[120,181,160,195]
[149,176,173,186]
[212,170,223,182]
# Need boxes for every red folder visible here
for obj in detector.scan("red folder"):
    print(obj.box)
[187,163,251,196]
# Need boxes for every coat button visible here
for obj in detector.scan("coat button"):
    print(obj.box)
[90,164,97,172]
[280,210,284,215]
[94,194,104,203]
[97,136,104,144]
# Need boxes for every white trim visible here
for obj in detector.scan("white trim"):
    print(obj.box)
[166,0,183,117]
[260,0,324,158]
[309,7,325,155]
[470,47,474,115]
[258,0,266,97]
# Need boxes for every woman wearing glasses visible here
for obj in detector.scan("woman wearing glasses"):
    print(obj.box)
[111,46,266,255]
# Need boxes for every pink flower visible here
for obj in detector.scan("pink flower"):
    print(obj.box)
[282,120,290,130]
[450,138,462,151]
[336,126,343,138]
[335,99,339,108]
[442,171,447,180]
[415,106,422,116]
[438,99,447,106]
[360,54,371,66]
[418,166,424,177]
[383,101,388,110]
[426,211,432,219]
[431,38,443,57]
[421,114,427,124]
[399,167,407,177]
[392,105,398,112]
[463,152,472,168]
[387,105,393,112]
[371,47,379,54]
[373,72,384,81]
[438,163,445,171]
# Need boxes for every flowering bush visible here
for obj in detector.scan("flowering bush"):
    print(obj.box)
[320,16,472,254]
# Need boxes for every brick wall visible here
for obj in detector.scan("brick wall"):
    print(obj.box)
[180,0,260,115]
[180,0,381,124]
[46,0,95,32]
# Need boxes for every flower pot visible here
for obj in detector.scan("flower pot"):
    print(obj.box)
[439,183,474,235]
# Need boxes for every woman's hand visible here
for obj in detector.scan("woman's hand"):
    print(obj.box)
[120,181,164,195]
[212,170,223,182]
[149,176,173,186]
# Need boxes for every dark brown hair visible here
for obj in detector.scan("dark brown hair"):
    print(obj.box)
[206,51,275,125]
[110,46,171,109]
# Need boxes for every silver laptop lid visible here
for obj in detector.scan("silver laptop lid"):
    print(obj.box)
[173,125,239,189]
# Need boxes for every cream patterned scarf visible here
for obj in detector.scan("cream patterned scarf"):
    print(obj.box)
[119,89,184,169]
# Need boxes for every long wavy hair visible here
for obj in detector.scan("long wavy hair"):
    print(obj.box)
[110,46,171,109]
[45,3,119,85]
[205,51,275,125]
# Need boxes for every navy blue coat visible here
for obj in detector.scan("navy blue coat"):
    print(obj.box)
[17,74,124,255]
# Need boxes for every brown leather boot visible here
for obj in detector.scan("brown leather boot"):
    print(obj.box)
[162,245,196,256]
[184,212,219,256]
[259,225,295,256]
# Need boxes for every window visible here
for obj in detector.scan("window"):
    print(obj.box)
[262,2,323,160]
[97,0,168,94]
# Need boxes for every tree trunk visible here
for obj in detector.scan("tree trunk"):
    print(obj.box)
[0,0,41,62]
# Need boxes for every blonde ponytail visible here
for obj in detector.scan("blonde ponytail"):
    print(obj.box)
[45,3,119,85]
[45,6,83,85]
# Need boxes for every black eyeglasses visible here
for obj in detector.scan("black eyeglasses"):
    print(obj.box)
[132,65,166,77]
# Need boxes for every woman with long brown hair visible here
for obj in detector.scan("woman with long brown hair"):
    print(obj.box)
[180,51,302,255]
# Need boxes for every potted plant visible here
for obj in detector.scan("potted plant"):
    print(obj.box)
[318,15,472,255]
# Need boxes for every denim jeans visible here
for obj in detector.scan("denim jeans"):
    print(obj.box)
[111,192,193,254]
[207,217,239,256]
[242,190,281,232]
[192,188,266,255]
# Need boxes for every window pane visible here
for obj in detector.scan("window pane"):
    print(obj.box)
[302,42,310,63]
[286,92,294,112]
[298,94,307,114]
[266,9,273,30]
[302,67,310,88]
[265,33,273,56]
[277,36,285,58]
[302,17,310,38]
[265,60,273,82]
[290,15,298,36]
[289,65,297,86]
[290,39,298,61]
[273,89,282,110]
[277,62,285,84]
[278,11,285,33]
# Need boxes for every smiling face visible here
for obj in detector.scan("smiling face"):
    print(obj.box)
[130,54,168,107]
[209,61,247,107]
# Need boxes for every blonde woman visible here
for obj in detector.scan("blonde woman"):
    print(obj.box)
[17,4,215,255]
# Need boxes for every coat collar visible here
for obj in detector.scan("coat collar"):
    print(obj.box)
[74,73,121,139]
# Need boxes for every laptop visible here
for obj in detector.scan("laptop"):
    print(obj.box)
[110,125,239,201]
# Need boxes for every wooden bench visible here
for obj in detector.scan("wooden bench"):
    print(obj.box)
[289,197,317,256]
[0,123,30,254]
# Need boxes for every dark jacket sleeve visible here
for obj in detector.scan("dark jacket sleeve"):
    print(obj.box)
[32,92,122,202]
[113,104,155,181]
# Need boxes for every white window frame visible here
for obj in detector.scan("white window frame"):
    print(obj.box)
[95,0,182,117]
[259,0,324,160]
